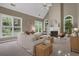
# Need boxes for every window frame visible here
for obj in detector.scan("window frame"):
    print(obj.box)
[64,15,73,33]
[35,20,43,32]
[44,19,48,31]
[0,13,22,38]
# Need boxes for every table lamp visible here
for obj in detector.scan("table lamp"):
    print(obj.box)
[73,28,79,36]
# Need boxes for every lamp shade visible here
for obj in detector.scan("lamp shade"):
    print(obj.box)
[73,28,79,32]
[31,26,35,32]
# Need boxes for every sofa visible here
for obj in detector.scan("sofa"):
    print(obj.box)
[17,32,52,55]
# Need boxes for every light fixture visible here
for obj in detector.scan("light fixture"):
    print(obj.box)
[31,26,35,32]
[10,3,16,7]
[73,28,79,36]
[43,3,53,7]
[43,3,47,7]
[73,28,79,32]
[42,3,52,10]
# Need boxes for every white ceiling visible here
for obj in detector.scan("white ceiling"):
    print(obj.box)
[0,3,49,19]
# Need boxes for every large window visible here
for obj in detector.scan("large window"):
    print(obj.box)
[35,20,42,32]
[0,14,22,38]
[64,15,73,34]
[44,19,48,31]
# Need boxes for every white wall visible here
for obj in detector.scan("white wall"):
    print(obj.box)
[47,3,61,34]
[48,3,61,27]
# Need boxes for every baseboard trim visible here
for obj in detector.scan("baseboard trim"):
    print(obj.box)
[0,39,16,44]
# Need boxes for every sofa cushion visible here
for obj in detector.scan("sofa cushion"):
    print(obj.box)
[33,32,42,40]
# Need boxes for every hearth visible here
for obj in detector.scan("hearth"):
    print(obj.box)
[50,31,58,37]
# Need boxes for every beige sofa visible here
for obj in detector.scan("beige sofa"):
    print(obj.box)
[17,32,51,55]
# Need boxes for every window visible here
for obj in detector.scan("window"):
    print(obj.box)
[35,20,42,32]
[64,15,73,34]
[0,14,22,38]
[44,19,48,31]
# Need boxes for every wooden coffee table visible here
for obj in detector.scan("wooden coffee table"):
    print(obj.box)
[35,43,53,56]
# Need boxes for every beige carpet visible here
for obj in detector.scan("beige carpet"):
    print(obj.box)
[0,37,79,56]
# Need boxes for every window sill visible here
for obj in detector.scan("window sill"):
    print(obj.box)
[0,36,17,39]
[0,36,17,44]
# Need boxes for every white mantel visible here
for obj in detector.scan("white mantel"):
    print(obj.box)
[47,26,60,35]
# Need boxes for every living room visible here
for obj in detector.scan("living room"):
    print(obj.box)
[0,3,79,56]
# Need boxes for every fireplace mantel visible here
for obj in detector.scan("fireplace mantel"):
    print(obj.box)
[47,27,60,36]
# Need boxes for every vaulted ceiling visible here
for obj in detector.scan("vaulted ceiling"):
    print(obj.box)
[0,3,50,19]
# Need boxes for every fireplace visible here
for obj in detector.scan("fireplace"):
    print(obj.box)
[47,26,59,37]
[50,31,58,37]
